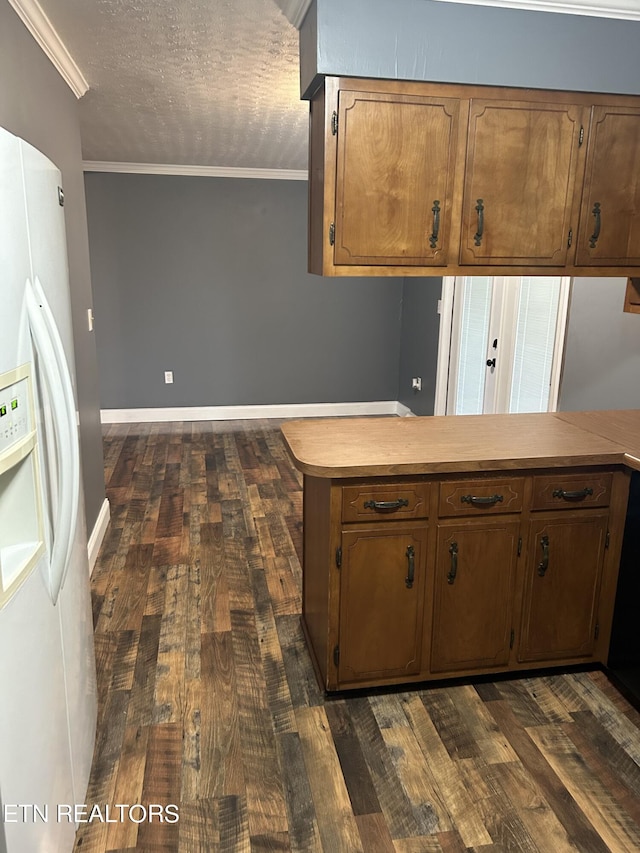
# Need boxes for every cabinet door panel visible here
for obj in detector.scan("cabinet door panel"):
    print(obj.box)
[339,526,427,683]
[460,99,585,266]
[431,521,519,674]
[519,514,607,663]
[334,90,460,266]
[576,106,640,266]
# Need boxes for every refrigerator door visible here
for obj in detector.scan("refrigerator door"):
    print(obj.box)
[0,127,97,850]
[20,136,97,812]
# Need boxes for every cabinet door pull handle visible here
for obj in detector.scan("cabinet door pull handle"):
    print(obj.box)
[537,534,550,577]
[474,198,484,246]
[589,202,601,248]
[429,200,441,249]
[552,487,593,501]
[447,541,458,584]
[363,498,409,511]
[405,544,415,589]
[460,494,503,506]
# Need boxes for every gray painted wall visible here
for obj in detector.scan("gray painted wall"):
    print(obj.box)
[398,278,441,415]
[301,0,640,97]
[0,4,105,532]
[85,173,404,409]
[559,278,640,412]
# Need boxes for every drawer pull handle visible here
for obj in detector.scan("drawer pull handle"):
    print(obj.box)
[460,494,503,506]
[405,545,415,589]
[552,487,593,501]
[447,541,458,585]
[363,498,409,512]
[537,535,550,577]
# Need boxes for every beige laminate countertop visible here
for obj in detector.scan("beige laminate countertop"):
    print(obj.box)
[281,411,640,478]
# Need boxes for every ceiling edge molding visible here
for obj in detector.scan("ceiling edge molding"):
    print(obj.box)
[430,0,640,20]
[82,161,309,181]
[7,0,89,97]
[273,0,314,28]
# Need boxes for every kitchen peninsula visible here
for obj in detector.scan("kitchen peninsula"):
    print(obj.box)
[282,411,640,692]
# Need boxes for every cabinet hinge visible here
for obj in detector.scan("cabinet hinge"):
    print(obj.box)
[605,530,610,549]
[579,125,584,147]
[517,536,522,557]
[333,644,340,666]
[335,546,342,569]
[510,629,515,650]
[567,228,573,248]
[595,622,600,640]
[329,222,335,245]
[57,186,65,206]
[331,111,338,136]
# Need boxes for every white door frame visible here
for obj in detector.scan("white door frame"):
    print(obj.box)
[434,275,572,416]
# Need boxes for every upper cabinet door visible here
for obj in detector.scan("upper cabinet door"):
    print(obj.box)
[576,106,640,266]
[460,99,587,267]
[334,90,460,266]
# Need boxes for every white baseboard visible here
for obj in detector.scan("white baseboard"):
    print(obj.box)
[100,401,411,423]
[87,498,110,574]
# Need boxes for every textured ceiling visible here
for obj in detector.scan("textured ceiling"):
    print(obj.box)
[36,0,309,171]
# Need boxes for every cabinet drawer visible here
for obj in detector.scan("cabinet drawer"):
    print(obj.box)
[438,478,524,517]
[531,472,612,510]
[342,483,430,522]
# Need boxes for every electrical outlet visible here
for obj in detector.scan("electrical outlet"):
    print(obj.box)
[164,371,174,384]
[412,377,422,391]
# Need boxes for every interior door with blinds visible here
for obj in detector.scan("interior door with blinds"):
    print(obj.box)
[445,275,570,415]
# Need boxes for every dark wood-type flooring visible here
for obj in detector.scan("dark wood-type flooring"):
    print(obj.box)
[75,420,640,852]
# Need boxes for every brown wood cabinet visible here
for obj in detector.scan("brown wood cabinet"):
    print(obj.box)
[297,464,629,692]
[308,76,640,277]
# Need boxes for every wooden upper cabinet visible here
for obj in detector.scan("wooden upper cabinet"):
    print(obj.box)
[576,105,640,266]
[460,99,586,266]
[333,89,460,266]
[309,77,640,276]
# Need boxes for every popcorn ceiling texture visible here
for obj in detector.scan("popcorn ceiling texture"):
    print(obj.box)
[37,0,309,170]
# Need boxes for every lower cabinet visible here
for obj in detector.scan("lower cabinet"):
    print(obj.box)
[301,468,628,691]
[518,513,609,663]
[338,525,427,683]
[431,520,520,674]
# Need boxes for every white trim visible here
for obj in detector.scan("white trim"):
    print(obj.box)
[100,401,404,424]
[434,276,456,416]
[275,0,313,28]
[87,497,110,575]
[547,277,572,412]
[430,0,640,20]
[82,161,308,181]
[396,402,416,417]
[7,0,88,98]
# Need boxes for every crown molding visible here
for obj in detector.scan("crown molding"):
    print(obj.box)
[7,0,89,97]
[82,161,308,180]
[431,0,640,20]
[274,0,313,28]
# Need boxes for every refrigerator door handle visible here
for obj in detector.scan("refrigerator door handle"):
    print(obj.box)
[24,277,79,604]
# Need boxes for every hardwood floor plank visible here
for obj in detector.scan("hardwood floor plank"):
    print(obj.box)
[401,694,492,847]
[105,725,149,850]
[296,705,364,852]
[349,697,422,841]
[276,731,322,852]
[136,723,182,852]
[527,722,640,852]
[216,794,250,853]
[152,563,189,724]
[177,799,219,853]
[196,631,244,799]
[199,521,231,633]
[231,608,289,838]
[354,812,396,853]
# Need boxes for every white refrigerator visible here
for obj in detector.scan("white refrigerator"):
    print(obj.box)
[0,126,97,851]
